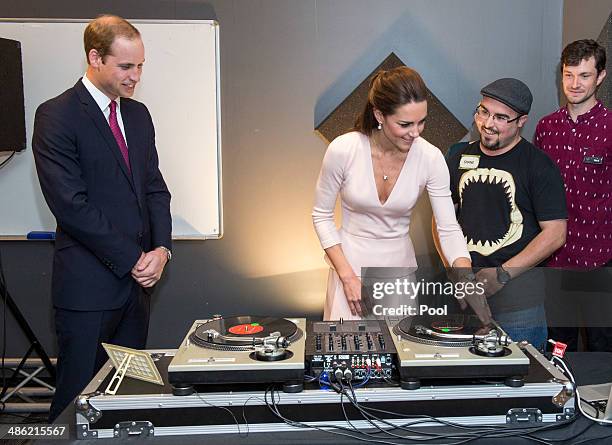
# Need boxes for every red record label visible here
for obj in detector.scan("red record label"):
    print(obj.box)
[228,323,264,335]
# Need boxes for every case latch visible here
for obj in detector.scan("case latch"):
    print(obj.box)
[506,408,543,423]
[113,421,154,438]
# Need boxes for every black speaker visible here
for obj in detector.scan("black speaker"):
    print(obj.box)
[0,37,26,152]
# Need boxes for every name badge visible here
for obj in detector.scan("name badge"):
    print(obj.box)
[583,155,604,165]
[459,154,480,170]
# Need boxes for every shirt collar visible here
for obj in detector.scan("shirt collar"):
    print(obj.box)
[562,100,604,123]
[82,74,120,113]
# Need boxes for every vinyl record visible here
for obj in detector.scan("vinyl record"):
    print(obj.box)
[395,314,484,347]
[190,316,300,350]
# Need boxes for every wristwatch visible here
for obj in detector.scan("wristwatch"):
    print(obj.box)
[496,265,511,285]
[158,246,172,261]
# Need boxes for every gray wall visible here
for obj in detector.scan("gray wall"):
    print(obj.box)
[0,0,563,357]
[563,0,612,46]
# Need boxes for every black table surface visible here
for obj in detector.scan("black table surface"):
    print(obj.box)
[36,352,612,445]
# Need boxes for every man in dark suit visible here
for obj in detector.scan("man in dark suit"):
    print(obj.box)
[32,15,172,421]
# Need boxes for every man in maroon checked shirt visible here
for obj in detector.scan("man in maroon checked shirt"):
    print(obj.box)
[534,39,612,352]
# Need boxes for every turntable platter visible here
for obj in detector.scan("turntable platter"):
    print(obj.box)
[395,314,490,347]
[190,316,301,350]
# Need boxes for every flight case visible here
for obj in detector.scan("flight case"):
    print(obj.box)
[75,345,575,440]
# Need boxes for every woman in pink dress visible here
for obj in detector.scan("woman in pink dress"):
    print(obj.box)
[313,67,472,320]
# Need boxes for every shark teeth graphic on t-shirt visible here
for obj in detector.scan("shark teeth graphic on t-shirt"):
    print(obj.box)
[458,167,524,256]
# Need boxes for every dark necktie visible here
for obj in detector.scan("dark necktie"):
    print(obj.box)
[108,100,131,172]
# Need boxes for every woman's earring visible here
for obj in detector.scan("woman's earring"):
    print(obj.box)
[377,122,382,130]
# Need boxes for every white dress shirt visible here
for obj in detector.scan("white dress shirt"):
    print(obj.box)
[82,74,128,145]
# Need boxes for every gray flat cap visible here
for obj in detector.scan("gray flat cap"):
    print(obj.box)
[480,78,533,115]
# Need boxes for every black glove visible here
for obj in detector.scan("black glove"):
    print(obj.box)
[461,288,493,328]
[450,269,493,328]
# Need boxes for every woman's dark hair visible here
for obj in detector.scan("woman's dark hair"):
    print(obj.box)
[354,66,428,135]
[561,39,606,74]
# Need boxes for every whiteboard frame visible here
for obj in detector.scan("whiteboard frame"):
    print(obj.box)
[0,18,223,240]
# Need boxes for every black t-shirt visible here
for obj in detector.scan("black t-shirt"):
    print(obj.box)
[446,138,567,312]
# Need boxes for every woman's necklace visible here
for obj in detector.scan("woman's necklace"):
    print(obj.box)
[376,148,392,181]
[371,136,400,182]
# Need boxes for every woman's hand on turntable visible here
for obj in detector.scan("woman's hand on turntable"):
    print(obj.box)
[475,267,504,297]
[341,274,363,317]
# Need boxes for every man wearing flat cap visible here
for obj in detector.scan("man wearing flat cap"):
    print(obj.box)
[441,78,567,350]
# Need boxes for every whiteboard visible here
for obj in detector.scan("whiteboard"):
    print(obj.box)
[0,19,223,239]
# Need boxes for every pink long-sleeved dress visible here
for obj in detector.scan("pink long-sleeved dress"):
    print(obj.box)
[312,132,469,320]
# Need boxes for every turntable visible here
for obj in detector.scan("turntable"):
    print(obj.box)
[387,314,530,390]
[168,316,306,394]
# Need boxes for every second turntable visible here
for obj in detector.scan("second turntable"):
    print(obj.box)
[388,314,530,389]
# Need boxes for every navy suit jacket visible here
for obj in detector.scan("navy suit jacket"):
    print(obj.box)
[33,80,171,311]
